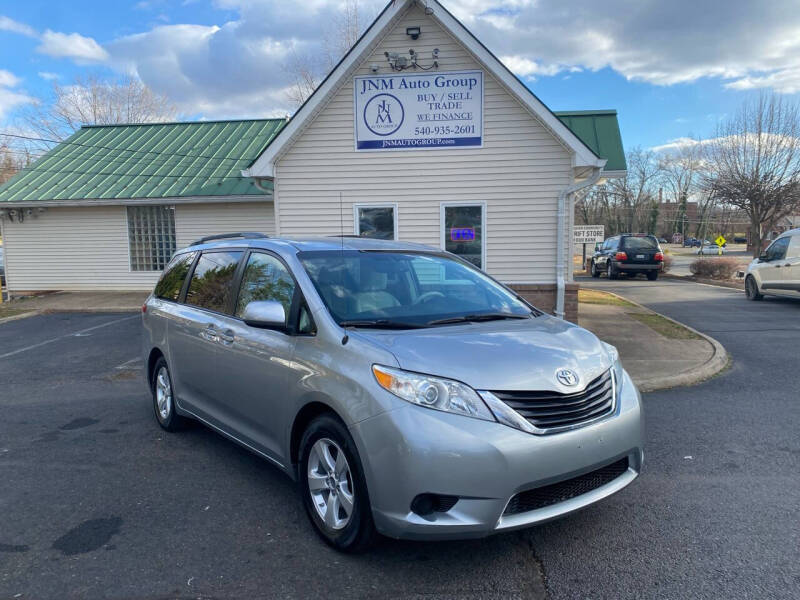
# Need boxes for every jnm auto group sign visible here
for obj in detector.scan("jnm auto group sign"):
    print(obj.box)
[354,70,483,151]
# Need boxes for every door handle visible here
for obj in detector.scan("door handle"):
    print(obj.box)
[200,324,218,341]
[219,330,235,345]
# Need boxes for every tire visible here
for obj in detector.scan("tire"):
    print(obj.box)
[590,261,600,278]
[745,276,763,301]
[299,414,376,553]
[646,270,658,281]
[151,357,189,431]
[607,263,619,280]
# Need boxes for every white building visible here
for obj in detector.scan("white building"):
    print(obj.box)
[0,0,625,321]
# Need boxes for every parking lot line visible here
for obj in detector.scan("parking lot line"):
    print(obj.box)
[0,315,137,360]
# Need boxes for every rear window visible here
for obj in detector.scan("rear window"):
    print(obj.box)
[621,236,659,250]
[154,251,196,301]
[185,250,243,313]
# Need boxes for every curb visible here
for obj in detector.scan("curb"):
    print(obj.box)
[598,290,730,393]
[661,273,744,291]
[0,310,41,325]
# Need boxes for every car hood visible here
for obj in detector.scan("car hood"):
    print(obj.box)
[351,316,612,392]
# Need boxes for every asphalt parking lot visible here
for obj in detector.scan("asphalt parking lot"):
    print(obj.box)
[1,280,799,599]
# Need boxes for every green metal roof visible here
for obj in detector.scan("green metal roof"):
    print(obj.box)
[555,110,627,172]
[0,119,286,203]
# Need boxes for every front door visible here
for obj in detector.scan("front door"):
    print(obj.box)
[760,237,791,295]
[216,251,300,462]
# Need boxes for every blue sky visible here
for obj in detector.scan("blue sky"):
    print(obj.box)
[1,0,799,151]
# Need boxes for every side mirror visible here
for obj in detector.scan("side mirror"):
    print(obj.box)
[758,253,769,262]
[242,300,286,329]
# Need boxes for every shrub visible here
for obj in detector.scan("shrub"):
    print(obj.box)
[661,254,674,274]
[689,257,740,280]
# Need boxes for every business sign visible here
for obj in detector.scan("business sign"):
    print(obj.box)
[354,70,483,151]
[574,225,605,245]
[450,227,475,242]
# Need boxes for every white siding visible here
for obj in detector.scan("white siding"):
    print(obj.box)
[275,3,572,283]
[2,201,274,292]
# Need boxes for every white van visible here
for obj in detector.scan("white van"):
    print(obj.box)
[745,228,800,300]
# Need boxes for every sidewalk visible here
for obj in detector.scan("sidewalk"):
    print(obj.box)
[0,291,147,323]
[578,290,728,392]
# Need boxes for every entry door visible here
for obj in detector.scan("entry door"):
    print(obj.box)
[168,249,244,425]
[441,203,486,269]
[217,251,299,461]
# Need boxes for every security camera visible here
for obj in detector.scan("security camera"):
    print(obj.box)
[409,48,415,55]
[370,64,379,73]
[432,48,440,58]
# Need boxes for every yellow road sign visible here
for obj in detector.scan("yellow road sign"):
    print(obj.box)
[715,235,726,247]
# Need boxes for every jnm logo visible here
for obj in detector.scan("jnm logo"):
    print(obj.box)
[363,93,404,136]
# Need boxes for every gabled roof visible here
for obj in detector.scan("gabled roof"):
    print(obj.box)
[0,119,286,204]
[555,111,627,174]
[245,0,608,179]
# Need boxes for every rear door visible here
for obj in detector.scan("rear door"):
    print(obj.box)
[620,235,660,265]
[167,249,244,424]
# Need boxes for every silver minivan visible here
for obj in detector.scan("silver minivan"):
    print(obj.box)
[142,233,644,551]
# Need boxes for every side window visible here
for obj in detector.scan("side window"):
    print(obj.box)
[185,250,243,313]
[154,251,196,301]
[766,237,790,261]
[298,303,316,335]
[235,253,296,320]
[788,235,800,259]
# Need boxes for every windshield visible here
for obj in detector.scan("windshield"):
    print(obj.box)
[622,236,659,250]
[298,250,533,327]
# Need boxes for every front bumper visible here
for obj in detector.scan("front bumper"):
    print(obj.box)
[350,370,644,540]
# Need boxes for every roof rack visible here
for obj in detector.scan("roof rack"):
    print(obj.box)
[191,232,269,245]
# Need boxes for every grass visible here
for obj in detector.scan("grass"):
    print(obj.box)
[578,289,637,307]
[626,312,702,340]
[0,306,33,320]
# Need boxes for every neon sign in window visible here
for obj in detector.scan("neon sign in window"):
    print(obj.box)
[450,227,476,242]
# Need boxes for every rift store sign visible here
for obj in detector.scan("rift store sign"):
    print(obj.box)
[354,70,483,151]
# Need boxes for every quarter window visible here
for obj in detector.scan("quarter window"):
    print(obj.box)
[355,204,397,240]
[154,251,196,301]
[127,206,176,271]
[235,252,296,320]
[766,237,790,261]
[185,251,243,313]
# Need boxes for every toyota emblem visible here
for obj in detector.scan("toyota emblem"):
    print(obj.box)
[556,369,580,387]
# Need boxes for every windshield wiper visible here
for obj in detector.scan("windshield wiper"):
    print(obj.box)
[339,319,426,330]
[427,313,531,326]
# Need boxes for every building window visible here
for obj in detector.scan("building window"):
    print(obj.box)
[354,204,397,240]
[127,206,176,271]
[441,203,485,269]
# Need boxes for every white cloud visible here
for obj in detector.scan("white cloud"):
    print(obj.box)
[37,30,109,62]
[0,70,33,121]
[0,15,36,37]
[38,71,60,81]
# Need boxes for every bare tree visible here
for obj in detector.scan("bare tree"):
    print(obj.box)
[285,0,370,107]
[22,74,177,145]
[704,94,800,256]
[606,147,661,233]
[0,144,33,184]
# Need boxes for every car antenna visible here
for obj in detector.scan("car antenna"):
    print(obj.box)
[339,190,349,346]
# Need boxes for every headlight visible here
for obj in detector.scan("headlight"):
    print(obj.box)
[602,341,624,395]
[372,365,495,422]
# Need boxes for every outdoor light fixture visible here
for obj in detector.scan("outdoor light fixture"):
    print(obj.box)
[406,26,421,40]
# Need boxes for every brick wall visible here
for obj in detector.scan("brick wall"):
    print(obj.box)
[509,283,579,323]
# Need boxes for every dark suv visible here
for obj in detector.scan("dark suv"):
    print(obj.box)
[591,234,664,280]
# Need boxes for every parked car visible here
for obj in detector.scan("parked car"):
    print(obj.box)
[142,233,643,551]
[683,237,699,247]
[734,236,747,244]
[745,228,800,301]
[658,238,668,244]
[696,243,727,255]
[591,234,664,280]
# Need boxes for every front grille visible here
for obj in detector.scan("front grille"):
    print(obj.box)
[491,369,615,432]
[503,457,629,515]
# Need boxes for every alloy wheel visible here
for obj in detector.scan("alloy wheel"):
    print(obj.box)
[307,438,355,530]
[155,366,172,420]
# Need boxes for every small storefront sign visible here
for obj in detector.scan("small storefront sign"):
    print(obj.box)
[450,227,475,242]
[574,225,605,245]
[354,70,483,151]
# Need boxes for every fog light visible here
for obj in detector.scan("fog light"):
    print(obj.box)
[410,493,459,516]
